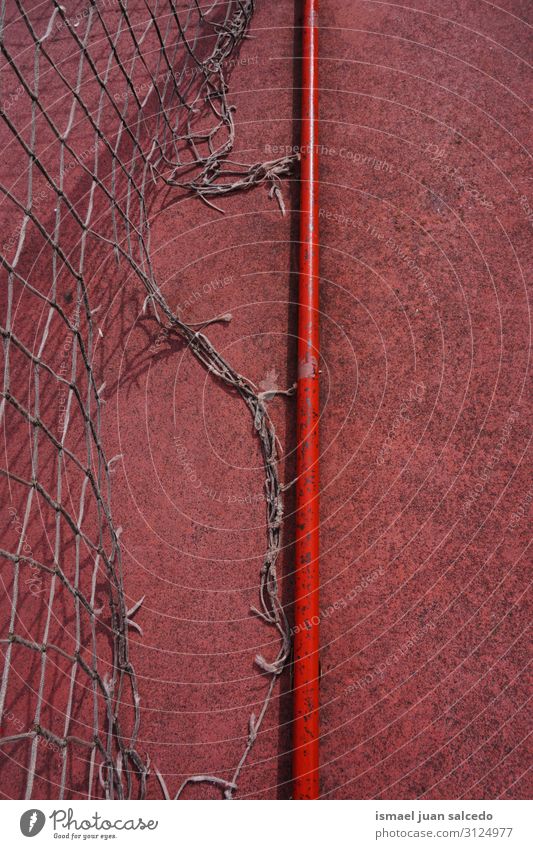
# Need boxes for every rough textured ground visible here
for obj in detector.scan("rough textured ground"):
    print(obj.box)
[1,0,531,800]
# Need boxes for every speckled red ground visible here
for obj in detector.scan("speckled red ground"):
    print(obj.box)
[1,0,531,800]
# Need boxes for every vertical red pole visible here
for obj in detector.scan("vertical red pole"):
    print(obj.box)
[293,0,320,800]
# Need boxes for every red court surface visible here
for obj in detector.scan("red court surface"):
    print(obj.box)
[1,1,531,800]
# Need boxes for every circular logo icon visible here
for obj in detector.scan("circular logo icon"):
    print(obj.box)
[20,809,46,837]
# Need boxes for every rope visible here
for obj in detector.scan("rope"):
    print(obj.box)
[0,0,295,799]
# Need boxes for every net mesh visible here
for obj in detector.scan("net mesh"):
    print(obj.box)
[0,0,295,799]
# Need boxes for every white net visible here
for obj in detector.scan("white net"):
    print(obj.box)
[0,0,294,799]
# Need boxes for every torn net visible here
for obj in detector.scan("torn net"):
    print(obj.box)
[0,0,294,799]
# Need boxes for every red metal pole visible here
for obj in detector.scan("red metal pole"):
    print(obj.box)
[293,0,320,800]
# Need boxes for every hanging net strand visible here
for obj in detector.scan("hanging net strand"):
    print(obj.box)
[150,307,293,800]
[0,0,295,799]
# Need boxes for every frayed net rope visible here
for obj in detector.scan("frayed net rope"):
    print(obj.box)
[0,0,296,799]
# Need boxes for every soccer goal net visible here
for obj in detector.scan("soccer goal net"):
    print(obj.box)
[0,0,294,800]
